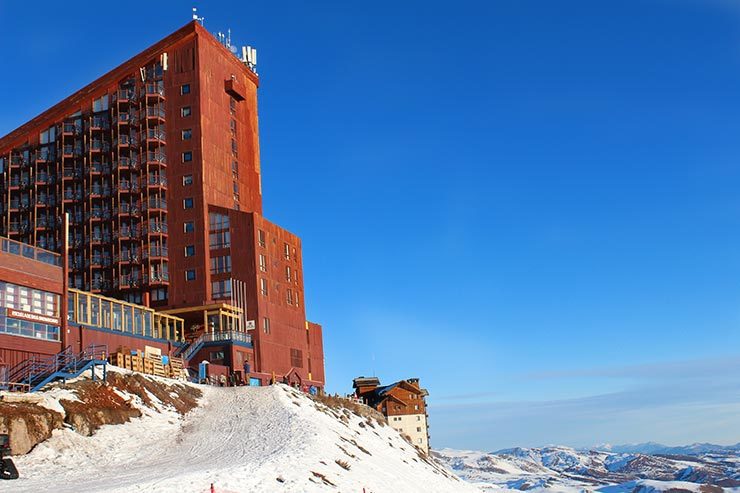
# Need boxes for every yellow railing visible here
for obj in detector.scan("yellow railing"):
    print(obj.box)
[68,288,184,342]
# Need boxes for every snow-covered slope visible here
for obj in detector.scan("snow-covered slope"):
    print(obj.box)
[12,383,475,492]
[434,446,740,492]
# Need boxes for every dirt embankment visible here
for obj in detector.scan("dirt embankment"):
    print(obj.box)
[0,372,202,455]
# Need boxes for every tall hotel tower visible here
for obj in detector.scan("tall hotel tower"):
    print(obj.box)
[0,21,324,388]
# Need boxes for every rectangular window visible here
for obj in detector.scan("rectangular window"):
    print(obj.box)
[184,245,195,257]
[185,269,196,281]
[210,255,232,274]
[286,289,293,305]
[181,84,191,95]
[284,243,291,260]
[184,221,194,233]
[231,160,239,177]
[183,175,193,186]
[231,139,238,156]
[230,119,237,134]
[263,317,270,334]
[290,348,303,368]
[181,106,192,117]
[209,231,231,249]
[285,266,291,282]
[230,97,237,113]
[209,212,230,231]
[182,151,192,162]
[211,279,232,299]
[183,198,194,209]
[260,278,268,296]
[182,129,192,140]
[258,230,266,247]
[259,254,267,272]
[210,350,224,361]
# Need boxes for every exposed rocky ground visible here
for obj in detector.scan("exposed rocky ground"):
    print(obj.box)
[0,369,200,454]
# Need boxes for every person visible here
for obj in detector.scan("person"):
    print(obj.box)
[219,373,227,387]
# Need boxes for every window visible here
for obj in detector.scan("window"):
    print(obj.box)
[183,175,193,186]
[181,106,192,117]
[417,427,422,432]
[232,160,239,177]
[231,138,238,156]
[182,129,192,140]
[259,254,267,272]
[209,212,231,249]
[258,230,266,247]
[184,221,195,233]
[151,288,168,301]
[230,97,237,113]
[230,119,237,134]
[210,255,232,274]
[181,84,191,95]
[260,278,268,296]
[286,289,293,305]
[182,151,192,162]
[263,317,271,334]
[417,416,421,421]
[185,269,196,281]
[285,266,292,282]
[211,279,232,299]
[290,348,303,368]
[210,350,225,361]
[209,230,231,250]
[183,198,194,209]
[209,212,230,230]
[184,245,195,257]
[233,182,239,196]
[284,243,291,260]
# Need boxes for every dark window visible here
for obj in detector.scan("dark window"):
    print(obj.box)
[210,255,232,274]
[181,84,191,95]
[182,151,192,162]
[182,129,192,140]
[183,175,193,186]
[290,348,303,368]
[183,197,194,209]
[185,245,195,257]
[212,279,232,299]
[210,350,225,361]
[184,221,195,233]
[181,106,192,117]
[185,269,196,281]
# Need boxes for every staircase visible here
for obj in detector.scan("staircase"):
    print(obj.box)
[0,344,108,393]
[175,331,253,364]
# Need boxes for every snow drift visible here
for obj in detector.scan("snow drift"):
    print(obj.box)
[10,376,475,492]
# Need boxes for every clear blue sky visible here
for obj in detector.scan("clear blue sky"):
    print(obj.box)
[2,1,740,451]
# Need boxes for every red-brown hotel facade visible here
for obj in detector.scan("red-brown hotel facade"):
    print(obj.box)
[0,21,324,389]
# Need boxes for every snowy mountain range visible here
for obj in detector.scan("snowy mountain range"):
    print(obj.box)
[434,445,740,492]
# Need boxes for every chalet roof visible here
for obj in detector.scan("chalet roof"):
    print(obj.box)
[352,376,380,389]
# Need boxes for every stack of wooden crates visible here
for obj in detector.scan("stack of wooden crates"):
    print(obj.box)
[109,345,187,380]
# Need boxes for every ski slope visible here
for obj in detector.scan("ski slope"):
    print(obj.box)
[11,383,474,492]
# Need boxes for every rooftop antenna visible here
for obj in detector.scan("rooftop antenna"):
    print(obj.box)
[192,7,205,25]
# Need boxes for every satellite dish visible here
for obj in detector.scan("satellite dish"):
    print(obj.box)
[230,45,237,54]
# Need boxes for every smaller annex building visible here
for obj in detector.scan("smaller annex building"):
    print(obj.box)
[0,236,184,375]
[353,376,431,454]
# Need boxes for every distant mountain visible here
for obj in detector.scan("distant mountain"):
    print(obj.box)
[591,442,740,456]
[434,445,740,492]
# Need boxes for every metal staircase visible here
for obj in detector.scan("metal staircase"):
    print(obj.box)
[0,344,108,393]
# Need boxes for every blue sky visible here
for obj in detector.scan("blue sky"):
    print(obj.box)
[2,0,740,450]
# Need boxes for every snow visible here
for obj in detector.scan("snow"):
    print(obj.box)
[11,383,476,492]
[435,447,740,493]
